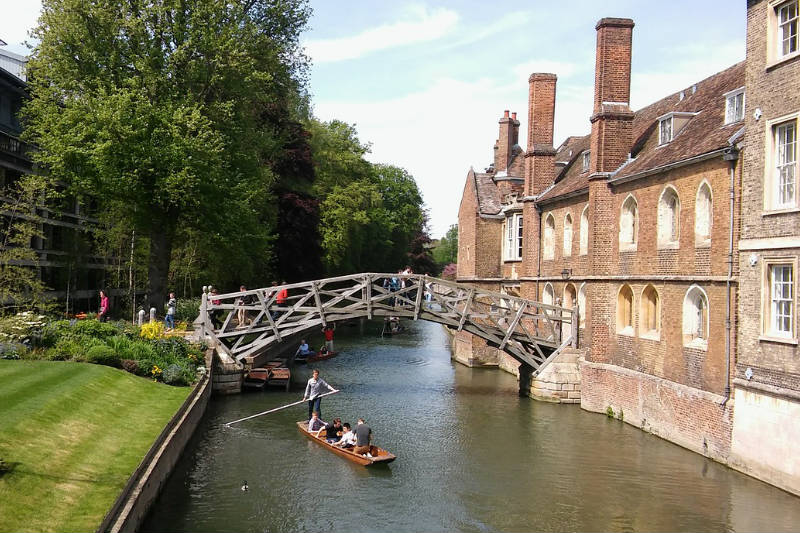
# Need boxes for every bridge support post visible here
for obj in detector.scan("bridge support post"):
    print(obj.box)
[518,363,533,397]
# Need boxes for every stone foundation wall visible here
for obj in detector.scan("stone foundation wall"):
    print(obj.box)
[529,348,582,403]
[581,359,732,462]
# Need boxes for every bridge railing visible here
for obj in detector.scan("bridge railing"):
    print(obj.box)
[198,273,577,369]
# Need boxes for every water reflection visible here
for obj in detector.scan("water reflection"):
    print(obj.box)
[143,320,800,533]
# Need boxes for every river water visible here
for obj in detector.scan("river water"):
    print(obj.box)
[143,320,800,533]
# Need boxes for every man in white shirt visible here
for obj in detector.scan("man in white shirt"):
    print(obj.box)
[335,423,357,449]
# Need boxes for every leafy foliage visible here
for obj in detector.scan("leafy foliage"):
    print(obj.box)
[432,224,458,271]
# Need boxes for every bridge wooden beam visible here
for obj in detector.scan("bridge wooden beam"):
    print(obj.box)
[365,274,373,319]
[457,289,475,331]
[499,302,527,351]
[413,275,424,320]
[312,282,326,327]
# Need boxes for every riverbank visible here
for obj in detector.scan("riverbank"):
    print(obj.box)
[0,360,190,532]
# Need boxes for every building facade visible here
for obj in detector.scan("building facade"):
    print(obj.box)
[457,10,798,495]
[728,0,800,496]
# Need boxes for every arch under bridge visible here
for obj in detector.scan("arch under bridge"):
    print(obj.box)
[198,273,578,376]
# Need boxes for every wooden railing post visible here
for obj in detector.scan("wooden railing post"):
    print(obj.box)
[571,308,579,348]
[200,285,208,338]
[365,274,373,319]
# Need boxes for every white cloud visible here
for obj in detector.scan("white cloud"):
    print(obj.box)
[304,5,459,63]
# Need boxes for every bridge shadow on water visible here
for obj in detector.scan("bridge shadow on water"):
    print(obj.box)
[142,319,800,533]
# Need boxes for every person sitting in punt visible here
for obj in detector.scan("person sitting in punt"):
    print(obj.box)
[335,423,356,449]
[318,417,343,443]
[308,411,326,432]
[296,340,314,358]
[353,418,373,457]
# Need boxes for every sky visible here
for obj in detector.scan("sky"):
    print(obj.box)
[1,1,746,237]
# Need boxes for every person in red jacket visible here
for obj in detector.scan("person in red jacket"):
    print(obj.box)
[98,290,109,322]
[322,324,335,352]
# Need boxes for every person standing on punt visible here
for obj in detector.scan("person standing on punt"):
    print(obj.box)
[353,418,372,457]
[322,324,335,352]
[302,369,336,419]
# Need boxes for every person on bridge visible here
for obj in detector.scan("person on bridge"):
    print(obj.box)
[353,418,373,457]
[208,287,223,329]
[322,324,335,352]
[302,369,336,419]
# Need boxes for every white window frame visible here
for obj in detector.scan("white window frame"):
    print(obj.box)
[779,0,799,58]
[504,212,523,261]
[724,87,745,125]
[581,150,590,172]
[764,114,799,212]
[761,257,797,343]
[659,116,673,145]
[768,0,800,65]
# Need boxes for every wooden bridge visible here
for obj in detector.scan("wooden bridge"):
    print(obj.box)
[199,273,577,375]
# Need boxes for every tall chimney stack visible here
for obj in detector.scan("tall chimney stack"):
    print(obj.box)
[494,110,514,172]
[524,73,557,196]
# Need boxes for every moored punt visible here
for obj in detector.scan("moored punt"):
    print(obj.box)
[306,351,337,363]
[267,367,291,391]
[296,421,396,466]
[243,368,269,390]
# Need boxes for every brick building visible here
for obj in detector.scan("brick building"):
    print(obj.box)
[457,10,798,494]
[728,0,800,496]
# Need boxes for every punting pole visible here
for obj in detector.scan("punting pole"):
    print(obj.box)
[224,389,340,427]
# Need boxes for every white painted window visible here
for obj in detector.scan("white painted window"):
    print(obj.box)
[695,181,713,243]
[579,205,589,255]
[724,88,745,124]
[619,195,638,250]
[577,283,587,328]
[778,0,799,57]
[775,120,797,208]
[543,213,555,260]
[504,213,523,261]
[617,284,634,335]
[657,186,680,247]
[582,151,590,172]
[563,213,573,257]
[769,264,794,337]
[659,117,673,145]
[683,285,709,348]
[641,285,660,338]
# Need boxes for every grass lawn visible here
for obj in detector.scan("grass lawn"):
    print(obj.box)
[0,360,191,532]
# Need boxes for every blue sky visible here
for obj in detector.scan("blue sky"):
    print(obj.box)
[2,1,746,237]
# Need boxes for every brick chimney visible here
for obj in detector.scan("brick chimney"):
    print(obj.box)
[524,73,557,196]
[494,110,515,172]
[587,17,635,364]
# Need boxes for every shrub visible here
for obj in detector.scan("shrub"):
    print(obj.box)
[175,298,201,323]
[0,312,47,346]
[162,364,185,385]
[86,345,120,367]
[70,320,121,339]
[120,359,139,374]
[48,338,83,361]
[152,337,188,359]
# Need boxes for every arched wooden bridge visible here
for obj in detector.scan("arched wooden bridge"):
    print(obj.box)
[198,273,577,375]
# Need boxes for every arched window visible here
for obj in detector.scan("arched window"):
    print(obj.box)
[619,195,638,249]
[579,205,589,255]
[562,283,577,339]
[617,284,634,334]
[683,285,709,348]
[577,283,587,327]
[563,213,573,257]
[543,213,555,260]
[641,284,660,338]
[542,283,554,306]
[695,181,713,243]
[658,186,680,246]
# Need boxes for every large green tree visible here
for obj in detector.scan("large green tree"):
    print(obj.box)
[23,0,310,309]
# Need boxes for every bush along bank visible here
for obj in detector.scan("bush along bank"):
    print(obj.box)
[0,313,205,386]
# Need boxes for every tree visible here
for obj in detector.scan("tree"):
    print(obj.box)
[23,0,311,309]
[432,224,458,269]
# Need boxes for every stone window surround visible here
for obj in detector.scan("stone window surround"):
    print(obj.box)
[640,284,661,341]
[695,180,713,247]
[763,111,799,214]
[577,282,587,328]
[657,185,681,249]
[581,150,591,173]
[543,212,556,261]
[683,284,709,350]
[503,212,524,262]
[760,256,798,345]
[579,204,589,255]
[563,212,573,257]
[619,194,639,252]
[542,282,555,306]
[616,284,635,336]
[767,0,800,68]
[724,86,745,125]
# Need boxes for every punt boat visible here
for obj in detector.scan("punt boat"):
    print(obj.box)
[296,421,396,466]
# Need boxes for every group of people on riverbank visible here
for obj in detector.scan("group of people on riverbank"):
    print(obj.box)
[303,369,374,457]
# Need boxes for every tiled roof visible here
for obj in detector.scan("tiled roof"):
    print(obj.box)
[474,171,502,215]
[537,61,745,203]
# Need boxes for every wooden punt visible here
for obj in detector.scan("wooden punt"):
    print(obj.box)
[296,421,396,466]
[243,368,269,390]
[306,350,338,363]
[267,367,291,391]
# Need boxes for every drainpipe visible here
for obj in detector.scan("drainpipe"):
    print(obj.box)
[535,203,543,298]
[721,145,739,405]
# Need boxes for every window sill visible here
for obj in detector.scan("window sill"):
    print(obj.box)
[758,335,798,346]
[766,50,800,71]
[683,338,708,351]
[657,242,679,250]
[762,207,800,216]
[694,239,711,249]
[640,331,661,342]
[543,256,555,262]
[579,251,588,256]
[503,259,522,263]
[617,326,634,337]
[619,244,637,253]
[563,253,572,258]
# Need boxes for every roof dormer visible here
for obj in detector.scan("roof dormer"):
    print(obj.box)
[657,111,698,145]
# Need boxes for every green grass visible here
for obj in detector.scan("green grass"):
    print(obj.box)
[0,360,191,532]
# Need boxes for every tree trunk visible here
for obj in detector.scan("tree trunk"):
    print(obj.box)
[147,222,176,314]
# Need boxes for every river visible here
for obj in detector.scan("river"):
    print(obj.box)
[143,319,800,533]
